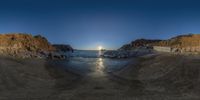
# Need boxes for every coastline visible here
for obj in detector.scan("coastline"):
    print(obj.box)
[1,52,200,100]
[0,56,81,100]
[110,53,200,100]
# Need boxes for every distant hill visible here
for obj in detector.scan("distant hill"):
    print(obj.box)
[0,33,55,58]
[119,39,162,50]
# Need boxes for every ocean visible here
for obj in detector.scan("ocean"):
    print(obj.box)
[60,50,134,76]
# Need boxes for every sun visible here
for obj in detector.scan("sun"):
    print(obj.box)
[98,46,102,50]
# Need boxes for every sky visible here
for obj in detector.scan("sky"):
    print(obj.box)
[0,0,200,50]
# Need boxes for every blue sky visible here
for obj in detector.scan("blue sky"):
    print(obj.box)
[0,0,200,50]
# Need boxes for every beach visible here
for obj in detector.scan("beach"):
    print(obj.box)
[0,51,200,100]
[1,0,200,99]
[0,56,80,100]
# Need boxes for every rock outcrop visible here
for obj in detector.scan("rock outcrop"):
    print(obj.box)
[152,34,200,53]
[53,44,73,52]
[119,39,162,50]
[104,39,161,58]
[119,34,200,53]
[0,33,55,58]
[102,48,152,58]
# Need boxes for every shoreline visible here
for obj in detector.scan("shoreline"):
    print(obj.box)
[110,53,200,99]
[0,56,81,100]
[1,53,200,100]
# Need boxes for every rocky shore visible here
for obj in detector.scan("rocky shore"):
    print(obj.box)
[53,44,73,52]
[0,33,200,100]
[119,39,162,50]
[0,33,73,59]
[119,34,200,54]
[102,47,153,58]
[1,52,199,100]
[103,34,200,59]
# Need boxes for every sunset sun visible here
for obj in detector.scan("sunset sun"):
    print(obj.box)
[98,46,102,50]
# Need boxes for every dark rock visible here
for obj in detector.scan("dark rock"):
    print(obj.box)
[119,39,162,50]
[53,44,73,52]
[47,52,67,60]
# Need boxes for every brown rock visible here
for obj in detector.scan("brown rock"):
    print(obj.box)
[0,33,56,58]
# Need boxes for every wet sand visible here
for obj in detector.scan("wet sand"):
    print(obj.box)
[0,54,200,100]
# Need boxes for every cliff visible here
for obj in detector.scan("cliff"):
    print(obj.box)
[152,34,200,52]
[119,34,200,53]
[0,33,55,58]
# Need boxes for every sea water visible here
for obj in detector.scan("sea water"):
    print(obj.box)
[62,50,134,75]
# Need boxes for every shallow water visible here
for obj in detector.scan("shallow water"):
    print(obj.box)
[51,50,140,100]
[62,50,134,76]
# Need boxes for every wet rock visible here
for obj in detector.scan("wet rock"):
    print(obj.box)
[47,52,67,60]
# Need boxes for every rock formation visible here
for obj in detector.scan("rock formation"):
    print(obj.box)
[118,33,200,55]
[152,34,200,53]
[0,33,55,58]
[119,39,162,50]
[52,44,73,52]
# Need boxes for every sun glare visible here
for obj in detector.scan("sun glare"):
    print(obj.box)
[98,46,102,50]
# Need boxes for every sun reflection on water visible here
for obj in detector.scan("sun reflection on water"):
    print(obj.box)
[86,51,106,77]
[96,58,105,75]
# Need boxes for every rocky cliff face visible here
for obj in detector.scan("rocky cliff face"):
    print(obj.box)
[52,44,73,52]
[0,33,55,58]
[120,34,200,53]
[153,34,200,52]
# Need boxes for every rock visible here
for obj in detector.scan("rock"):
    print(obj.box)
[47,52,67,60]
[153,34,200,53]
[53,44,73,52]
[0,33,55,58]
[119,33,200,54]
[102,50,132,58]
[119,39,162,50]
[103,47,153,59]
